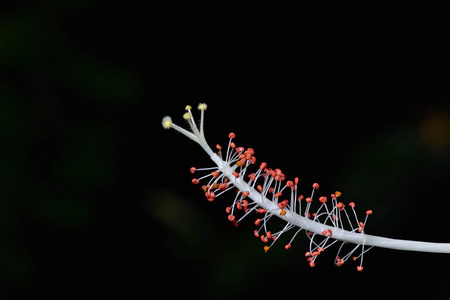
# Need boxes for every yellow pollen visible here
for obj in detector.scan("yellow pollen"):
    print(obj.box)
[185,105,192,110]
[183,112,191,120]
[335,191,342,197]
[198,103,207,110]
[264,246,270,253]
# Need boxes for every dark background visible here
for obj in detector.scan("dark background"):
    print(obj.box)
[1,1,450,299]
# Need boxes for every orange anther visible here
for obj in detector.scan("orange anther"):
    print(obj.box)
[335,191,341,197]
[259,162,267,170]
[274,192,282,198]
[190,167,196,174]
[349,202,355,208]
[264,246,270,253]
[312,183,320,189]
[280,209,286,216]
[216,144,222,150]
[242,191,249,197]
[286,180,294,188]
[228,215,235,222]
[229,132,235,139]
[192,178,199,184]
[258,208,267,214]
[285,244,292,250]
[366,210,373,215]
[257,185,263,192]
[230,142,236,148]
[232,171,240,178]
[319,196,327,204]
[306,197,313,203]
[211,171,220,178]
[255,218,261,226]
[357,266,364,272]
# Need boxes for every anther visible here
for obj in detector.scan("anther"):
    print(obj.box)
[366,210,373,215]
[313,183,320,189]
[190,167,196,174]
[192,178,199,184]
[229,132,235,139]
[285,244,292,250]
[357,266,364,272]
[232,171,240,178]
[264,246,270,253]
[319,196,327,204]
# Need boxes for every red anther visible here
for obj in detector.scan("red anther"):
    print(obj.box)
[282,199,289,206]
[261,235,268,243]
[352,257,357,261]
[312,182,320,189]
[251,156,256,164]
[232,171,240,178]
[236,147,245,153]
[295,177,299,184]
[218,183,227,191]
[230,142,236,148]
[242,191,249,198]
[280,209,286,216]
[216,144,222,150]
[298,195,304,201]
[309,261,316,268]
[312,213,317,218]
[268,187,274,194]
[349,202,355,208]
[312,251,320,256]
[327,229,333,237]
[248,173,256,181]
[254,230,260,238]
[266,231,273,239]
[357,266,364,272]
[336,202,344,210]
[286,180,294,188]
[319,196,327,204]
[236,202,242,210]
[305,251,311,257]
[225,207,231,213]
[192,178,200,184]
[229,132,235,139]
[232,220,239,227]
[358,227,363,233]
[322,230,328,236]
[241,200,248,209]
[285,244,292,250]
[228,215,235,222]
[274,192,282,198]
[190,167,196,174]
[257,185,263,192]
[331,193,336,199]
[307,257,313,262]
[258,208,267,214]
[305,212,311,219]
[211,171,220,178]
[366,210,373,215]
[246,148,255,155]
[359,222,365,227]
[278,203,284,209]
[306,197,313,203]
[259,162,267,170]
[255,218,261,226]
[318,247,324,253]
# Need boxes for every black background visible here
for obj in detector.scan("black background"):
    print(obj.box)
[1,2,450,299]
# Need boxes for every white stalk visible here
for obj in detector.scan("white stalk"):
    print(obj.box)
[162,104,450,255]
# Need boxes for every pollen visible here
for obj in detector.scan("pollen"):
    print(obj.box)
[162,116,172,129]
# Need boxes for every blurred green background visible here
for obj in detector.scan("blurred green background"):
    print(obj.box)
[1,2,450,299]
